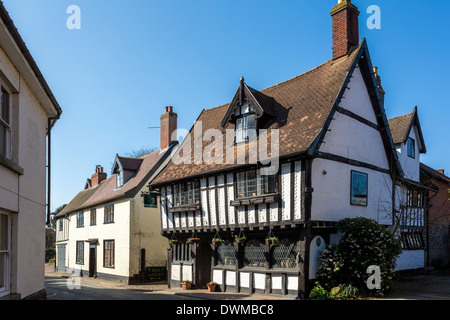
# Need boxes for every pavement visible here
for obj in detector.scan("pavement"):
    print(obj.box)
[44,263,292,300]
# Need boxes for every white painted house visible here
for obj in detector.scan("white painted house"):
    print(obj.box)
[388,107,427,270]
[150,0,428,298]
[0,3,62,299]
[55,107,177,284]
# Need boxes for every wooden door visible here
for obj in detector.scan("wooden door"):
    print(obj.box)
[195,240,212,288]
[57,245,66,273]
[89,246,96,277]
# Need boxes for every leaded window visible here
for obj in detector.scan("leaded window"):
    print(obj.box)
[104,240,115,267]
[90,208,96,226]
[243,240,266,268]
[173,181,200,207]
[216,242,237,266]
[76,241,84,264]
[104,204,114,223]
[76,212,84,228]
[271,242,298,269]
[237,169,277,198]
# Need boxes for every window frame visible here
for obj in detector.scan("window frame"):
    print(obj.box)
[76,241,84,265]
[59,218,63,231]
[90,208,97,226]
[103,240,115,268]
[104,204,114,224]
[407,137,415,159]
[350,170,368,207]
[236,168,278,199]
[116,171,124,188]
[172,180,200,208]
[0,86,12,159]
[0,212,11,297]
[76,211,84,228]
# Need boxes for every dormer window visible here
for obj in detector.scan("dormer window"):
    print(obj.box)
[235,104,256,144]
[116,171,124,188]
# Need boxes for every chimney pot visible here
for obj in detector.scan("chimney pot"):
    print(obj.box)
[438,169,445,175]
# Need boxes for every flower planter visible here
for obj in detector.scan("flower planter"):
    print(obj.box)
[207,282,217,292]
[181,282,192,290]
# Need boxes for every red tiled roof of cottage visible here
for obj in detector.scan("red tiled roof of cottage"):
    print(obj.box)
[56,149,167,217]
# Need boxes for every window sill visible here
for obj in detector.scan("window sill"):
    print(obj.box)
[169,204,201,213]
[0,154,23,175]
[230,194,280,207]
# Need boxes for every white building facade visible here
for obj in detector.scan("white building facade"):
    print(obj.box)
[0,3,62,300]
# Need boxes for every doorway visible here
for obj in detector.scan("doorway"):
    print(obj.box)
[57,245,66,273]
[195,240,212,288]
[89,243,97,278]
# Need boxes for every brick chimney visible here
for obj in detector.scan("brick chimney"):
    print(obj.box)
[91,165,107,187]
[331,0,360,60]
[160,106,178,150]
[437,169,445,175]
[373,66,385,106]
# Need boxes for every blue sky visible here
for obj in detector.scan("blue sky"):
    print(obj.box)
[2,0,449,211]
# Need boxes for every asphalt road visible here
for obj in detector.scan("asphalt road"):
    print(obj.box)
[45,275,201,300]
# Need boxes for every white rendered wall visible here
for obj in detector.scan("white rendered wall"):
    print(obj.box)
[66,199,131,280]
[311,158,393,225]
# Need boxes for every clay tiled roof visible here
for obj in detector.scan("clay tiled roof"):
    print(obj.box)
[116,156,143,172]
[420,163,450,184]
[152,44,362,185]
[55,149,167,218]
[387,112,414,145]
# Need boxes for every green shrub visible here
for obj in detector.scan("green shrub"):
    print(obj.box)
[309,282,359,300]
[316,217,402,295]
[309,282,329,300]
[45,247,56,262]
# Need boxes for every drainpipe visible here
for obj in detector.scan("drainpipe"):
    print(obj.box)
[47,116,60,225]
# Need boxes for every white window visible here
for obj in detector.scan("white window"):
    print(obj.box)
[236,114,256,143]
[0,87,11,159]
[0,212,11,297]
[235,104,256,144]
[116,171,124,188]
